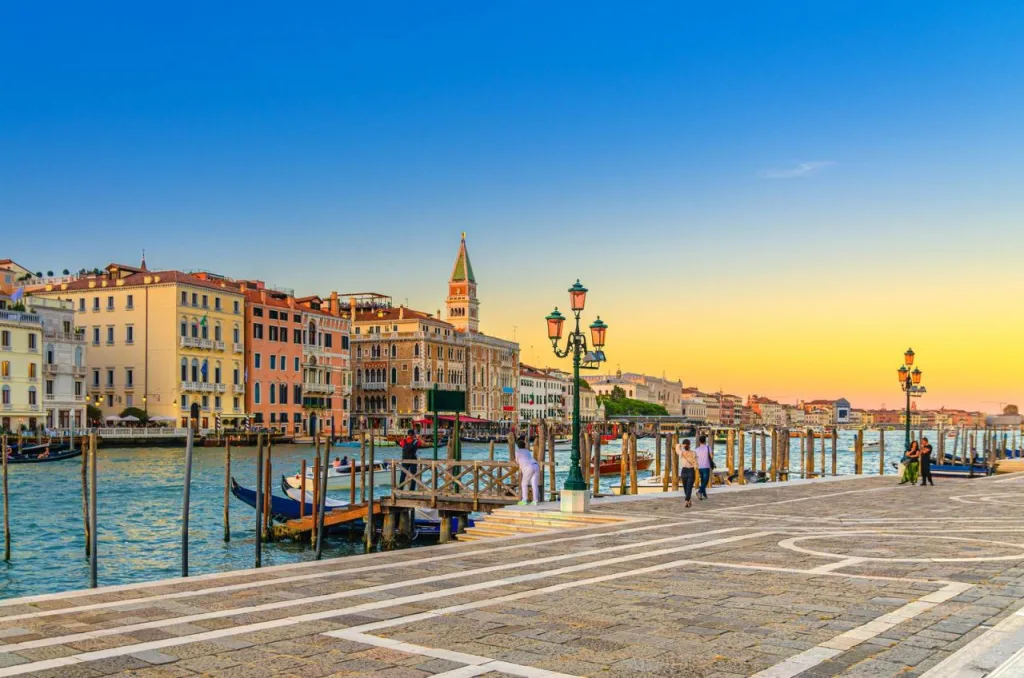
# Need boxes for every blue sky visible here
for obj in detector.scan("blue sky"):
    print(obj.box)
[2,1,1024,406]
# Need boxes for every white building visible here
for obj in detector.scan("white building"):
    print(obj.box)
[28,297,86,430]
[681,397,707,424]
[518,364,568,425]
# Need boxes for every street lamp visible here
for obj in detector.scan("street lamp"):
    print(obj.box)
[897,348,926,450]
[546,280,608,511]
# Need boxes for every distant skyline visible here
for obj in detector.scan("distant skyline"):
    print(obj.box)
[3,1,1023,412]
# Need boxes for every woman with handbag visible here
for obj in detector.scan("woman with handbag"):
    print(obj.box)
[676,438,698,507]
[695,434,714,500]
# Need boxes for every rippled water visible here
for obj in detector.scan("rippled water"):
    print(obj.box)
[0,429,937,599]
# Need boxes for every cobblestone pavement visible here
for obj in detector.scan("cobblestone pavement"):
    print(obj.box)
[1,473,1024,676]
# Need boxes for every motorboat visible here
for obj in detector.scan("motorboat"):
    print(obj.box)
[282,461,390,492]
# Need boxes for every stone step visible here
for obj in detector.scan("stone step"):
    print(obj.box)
[490,510,623,524]
[481,515,607,529]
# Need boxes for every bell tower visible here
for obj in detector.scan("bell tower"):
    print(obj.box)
[446,232,479,333]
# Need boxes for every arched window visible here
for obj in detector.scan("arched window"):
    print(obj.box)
[356,396,362,411]
[201,359,209,383]
[74,346,83,367]
[413,366,420,382]
[1,386,10,405]
[45,344,55,365]
[233,324,240,343]
[180,358,188,382]
[180,319,187,337]
[254,382,261,405]
[391,367,397,384]
[191,358,199,382]
[390,344,396,358]
[214,361,222,383]
[201,322,208,340]
[191,321,199,338]
[308,321,316,346]
[391,395,397,410]
[28,386,37,406]
[214,323,222,341]
[414,344,420,357]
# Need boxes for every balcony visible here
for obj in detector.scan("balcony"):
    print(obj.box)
[73,366,87,378]
[74,394,84,402]
[215,341,225,351]
[361,382,387,391]
[232,343,244,354]
[44,331,86,343]
[44,393,54,401]
[303,383,334,394]
[233,384,245,394]
[180,337,214,350]
[44,363,58,375]
[216,383,227,393]
[410,381,433,390]
[304,344,326,356]
[0,310,41,325]
[1,404,10,411]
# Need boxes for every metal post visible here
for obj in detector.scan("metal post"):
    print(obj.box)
[905,378,912,452]
[181,426,194,577]
[565,338,585,491]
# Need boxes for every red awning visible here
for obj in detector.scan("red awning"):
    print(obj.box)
[413,415,491,424]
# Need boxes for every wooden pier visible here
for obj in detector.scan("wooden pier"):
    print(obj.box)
[269,502,381,541]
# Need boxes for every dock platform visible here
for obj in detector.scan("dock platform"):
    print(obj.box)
[2,473,1024,676]
[269,502,382,541]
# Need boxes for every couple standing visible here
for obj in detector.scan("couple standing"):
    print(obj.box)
[899,437,935,486]
[675,435,714,507]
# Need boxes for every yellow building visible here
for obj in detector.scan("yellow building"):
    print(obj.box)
[32,262,246,427]
[0,294,44,432]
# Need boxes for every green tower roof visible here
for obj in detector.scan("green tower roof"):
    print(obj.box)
[450,232,475,283]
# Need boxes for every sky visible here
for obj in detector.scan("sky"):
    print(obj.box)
[2,1,1023,412]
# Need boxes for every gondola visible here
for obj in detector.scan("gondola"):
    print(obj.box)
[282,460,390,492]
[4,441,78,464]
[231,478,350,522]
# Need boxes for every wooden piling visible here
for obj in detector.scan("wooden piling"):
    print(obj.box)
[879,429,886,475]
[534,423,545,502]
[760,431,767,474]
[2,434,9,561]
[855,431,864,474]
[629,431,639,494]
[349,458,356,505]
[89,433,98,587]
[488,440,495,462]
[726,429,735,475]
[619,430,628,495]
[592,432,602,498]
[365,434,375,552]
[654,430,662,478]
[830,428,837,476]
[439,510,452,544]
[255,434,264,568]
[805,428,814,478]
[300,459,307,519]
[312,452,320,544]
[738,430,746,484]
[181,426,195,577]
[662,432,671,492]
[223,440,231,542]
[263,438,273,539]
[382,509,396,550]
[81,435,90,558]
[671,432,680,491]
[360,433,367,503]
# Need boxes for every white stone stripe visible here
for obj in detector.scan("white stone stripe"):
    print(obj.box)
[333,630,580,678]
[0,518,678,622]
[0,530,767,660]
[920,601,1024,677]
[751,582,972,677]
[806,557,865,573]
[0,513,657,609]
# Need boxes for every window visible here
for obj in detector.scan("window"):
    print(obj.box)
[294,357,299,372]
[126,294,134,309]
[253,323,263,340]
[92,297,100,311]
[74,381,82,397]
[191,358,199,382]
[92,327,100,345]
[214,297,221,311]
[214,324,222,342]
[28,387,37,405]
[214,364,221,383]
[201,295,208,309]
[105,394,113,408]
[200,359,209,382]
[181,291,188,305]
[269,326,278,341]
[126,394,133,407]
[253,307,263,317]
[125,326,134,344]
[233,300,240,314]
[106,369,114,387]
[233,366,239,385]
[233,396,240,410]
[391,367,397,384]
[293,384,301,403]
[293,329,301,343]
[215,395,221,409]
[414,344,420,357]
[254,353,261,369]
[279,383,287,405]
[79,298,86,312]
[269,310,278,320]
[46,344,55,364]
[233,326,240,343]
[106,296,114,310]
[270,412,277,423]
[278,357,285,372]
[106,327,114,345]
[191,293,198,307]
[269,385,276,404]
[28,333,37,351]
[201,394,209,410]
[390,344,396,358]
[92,369,100,387]
[324,333,333,349]
[181,359,187,381]
[0,386,8,405]
[269,355,277,370]
[342,336,349,350]
[0,361,7,377]
[28,363,36,379]
[254,382,261,405]
[180,319,187,337]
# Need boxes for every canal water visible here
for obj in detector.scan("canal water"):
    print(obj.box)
[0,429,949,599]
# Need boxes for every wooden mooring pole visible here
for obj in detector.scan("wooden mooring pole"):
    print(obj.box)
[2,434,9,562]
[223,440,231,542]
[365,433,376,552]
[89,433,98,588]
[81,435,89,558]
[254,433,264,569]
[181,426,195,577]
[592,432,601,498]
[879,429,886,476]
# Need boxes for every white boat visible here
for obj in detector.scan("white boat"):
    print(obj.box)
[282,487,351,509]
[847,442,881,453]
[283,461,390,492]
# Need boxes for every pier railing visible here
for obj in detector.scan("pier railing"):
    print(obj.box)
[386,459,521,510]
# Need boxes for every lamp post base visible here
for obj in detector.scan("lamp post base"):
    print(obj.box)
[560,488,591,514]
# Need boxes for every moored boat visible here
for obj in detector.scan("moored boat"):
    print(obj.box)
[3,441,78,464]
[594,453,653,476]
[232,478,351,522]
[282,461,390,492]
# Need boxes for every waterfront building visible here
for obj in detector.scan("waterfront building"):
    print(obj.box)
[805,407,832,428]
[518,365,551,423]
[585,369,654,402]
[25,296,86,430]
[578,378,604,423]
[348,294,465,433]
[681,397,708,424]
[0,294,43,432]
[445,235,519,426]
[583,370,682,414]
[800,398,852,425]
[32,261,246,427]
[229,280,351,437]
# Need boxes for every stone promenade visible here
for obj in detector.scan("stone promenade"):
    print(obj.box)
[1,472,1024,677]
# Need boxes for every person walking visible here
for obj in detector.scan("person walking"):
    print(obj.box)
[695,435,714,500]
[676,438,697,507]
[398,429,421,490]
[919,437,935,486]
[515,437,540,506]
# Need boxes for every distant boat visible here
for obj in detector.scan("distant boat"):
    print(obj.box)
[594,454,654,476]
[3,441,78,464]
[282,462,390,492]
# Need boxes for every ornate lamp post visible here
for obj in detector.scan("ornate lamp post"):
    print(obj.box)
[897,348,926,451]
[546,280,607,512]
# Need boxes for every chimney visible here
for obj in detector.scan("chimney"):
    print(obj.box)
[260,290,267,304]
[329,291,338,316]
[399,306,404,320]
[240,282,247,292]
[288,295,295,309]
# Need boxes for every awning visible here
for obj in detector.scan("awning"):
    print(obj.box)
[413,415,491,425]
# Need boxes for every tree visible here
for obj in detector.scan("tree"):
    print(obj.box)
[62,269,70,275]
[119,407,149,424]
[46,270,53,277]
[597,394,668,417]
[35,271,42,277]
[610,385,627,400]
